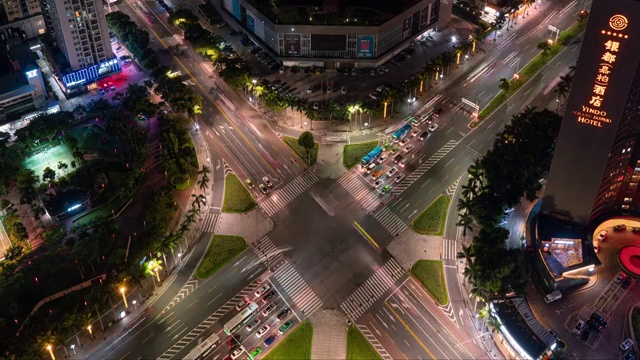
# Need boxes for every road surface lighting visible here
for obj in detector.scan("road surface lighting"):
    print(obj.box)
[46,344,55,360]
[120,287,128,308]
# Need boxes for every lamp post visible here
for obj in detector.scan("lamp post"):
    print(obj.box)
[120,287,128,309]
[383,101,388,119]
[70,344,76,355]
[87,324,94,339]
[46,344,55,360]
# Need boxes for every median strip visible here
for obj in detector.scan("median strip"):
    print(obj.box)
[353,221,379,248]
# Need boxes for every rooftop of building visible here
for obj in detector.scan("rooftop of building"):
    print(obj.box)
[0,35,39,95]
[491,297,556,359]
[245,0,421,26]
[42,188,90,216]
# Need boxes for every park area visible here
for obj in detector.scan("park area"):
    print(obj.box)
[411,260,448,305]
[411,195,450,235]
[263,321,313,360]
[284,136,318,166]
[346,326,382,360]
[222,174,257,213]
[23,143,75,184]
[196,235,247,279]
[343,141,377,169]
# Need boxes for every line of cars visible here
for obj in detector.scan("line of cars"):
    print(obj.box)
[245,176,274,195]
[592,224,640,253]
[573,310,636,358]
[98,82,117,95]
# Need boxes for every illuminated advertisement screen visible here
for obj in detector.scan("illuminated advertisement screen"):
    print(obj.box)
[284,34,301,56]
[402,17,411,40]
[310,34,346,51]
[232,0,241,20]
[356,35,375,58]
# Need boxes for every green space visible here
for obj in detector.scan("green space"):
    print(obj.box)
[196,235,247,279]
[410,195,450,235]
[283,136,318,166]
[477,17,588,122]
[632,308,640,343]
[263,321,313,360]
[411,260,448,305]
[222,173,257,213]
[346,325,382,360]
[343,141,378,169]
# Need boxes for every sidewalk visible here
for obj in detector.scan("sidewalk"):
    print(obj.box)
[387,231,443,270]
[214,208,274,246]
[309,309,347,360]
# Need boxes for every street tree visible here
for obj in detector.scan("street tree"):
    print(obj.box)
[537,41,552,55]
[57,161,69,175]
[197,165,211,192]
[297,131,315,164]
[42,167,56,183]
[498,77,510,92]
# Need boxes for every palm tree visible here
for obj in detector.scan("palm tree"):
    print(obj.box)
[121,261,145,289]
[461,183,478,200]
[304,106,318,122]
[293,98,307,127]
[327,101,340,123]
[457,197,474,213]
[197,165,211,192]
[456,243,474,264]
[554,72,574,114]
[191,193,206,210]
[456,213,474,237]
[498,77,510,92]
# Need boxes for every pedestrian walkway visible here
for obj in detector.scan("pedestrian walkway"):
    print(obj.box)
[357,324,393,360]
[391,140,458,195]
[387,232,443,270]
[260,172,319,216]
[158,282,259,360]
[373,207,408,236]
[442,238,458,260]
[198,212,218,233]
[340,258,405,321]
[337,171,380,210]
[309,310,347,360]
[253,236,285,268]
[273,262,323,317]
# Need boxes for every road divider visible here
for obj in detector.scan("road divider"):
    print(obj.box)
[353,221,379,248]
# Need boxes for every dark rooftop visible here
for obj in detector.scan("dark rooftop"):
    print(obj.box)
[0,36,40,94]
[42,188,90,216]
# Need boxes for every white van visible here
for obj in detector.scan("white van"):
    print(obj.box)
[544,290,562,303]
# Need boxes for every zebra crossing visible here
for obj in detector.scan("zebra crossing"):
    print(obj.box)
[442,238,458,260]
[162,279,200,313]
[337,172,381,210]
[199,213,218,233]
[357,325,393,360]
[391,140,458,195]
[373,207,407,236]
[340,258,405,320]
[261,172,319,216]
[253,236,285,268]
[272,262,323,316]
[157,282,258,360]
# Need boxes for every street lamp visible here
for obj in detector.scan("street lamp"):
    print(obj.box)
[120,287,128,309]
[70,344,76,355]
[46,344,55,360]
[383,101,389,118]
[87,325,93,339]
[132,299,138,310]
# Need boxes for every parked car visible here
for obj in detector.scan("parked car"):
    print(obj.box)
[307,85,313,93]
[255,284,271,298]
[249,347,262,360]
[278,321,293,334]
[596,229,608,241]
[580,329,591,342]
[99,88,105,95]
[586,319,604,332]
[341,85,347,94]
[419,131,430,140]
[613,224,627,232]
[256,324,271,338]
[590,312,608,328]
[622,277,633,289]
[623,351,638,360]
[633,227,640,234]
[621,339,634,352]
[572,319,585,335]
[109,82,116,91]
[313,102,319,110]
[351,68,357,75]
[616,272,628,284]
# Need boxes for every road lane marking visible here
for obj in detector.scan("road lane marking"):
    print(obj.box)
[119,352,131,360]
[207,293,223,306]
[353,221,379,248]
[385,302,436,360]
[142,333,154,343]
[186,299,198,309]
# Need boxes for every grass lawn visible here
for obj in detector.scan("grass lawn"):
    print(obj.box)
[343,141,378,169]
[196,235,247,279]
[263,320,313,360]
[222,173,257,213]
[283,136,319,166]
[411,260,449,305]
[410,195,450,235]
[346,325,382,360]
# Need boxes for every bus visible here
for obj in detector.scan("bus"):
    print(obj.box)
[184,333,220,360]
[360,146,383,166]
[224,302,259,335]
[392,124,412,141]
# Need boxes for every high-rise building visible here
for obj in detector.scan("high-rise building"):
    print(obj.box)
[542,0,640,226]
[2,0,41,22]
[40,0,113,72]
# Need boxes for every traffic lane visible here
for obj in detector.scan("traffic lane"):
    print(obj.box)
[359,312,412,360]
[119,0,173,39]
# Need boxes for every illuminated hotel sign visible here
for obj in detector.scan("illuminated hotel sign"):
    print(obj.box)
[25,69,38,78]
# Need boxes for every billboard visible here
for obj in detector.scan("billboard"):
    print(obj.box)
[356,35,375,58]
[402,17,412,41]
[542,0,640,223]
[310,34,346,51]
[284,34,301,56]
[246,13,255,33]
[232,0,241,21]
[419,7,429,29]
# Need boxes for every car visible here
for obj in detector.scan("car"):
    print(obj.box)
[261,290,276,304]
[365,162,377,173]
[580,328,591,342]
[99,88,105,95]
[262,176,273,188]
[217,22,227,27]
[378,155,388,163]
[230,347,244,360]
[395,173,405,183]
[123,58,133,64]
[623,351,638,360]
[390,146,399,154]
[259,183,268,194]
[262,303,277,316]
[246,318,262,331]
[276,308,290,321]
[616,272,628,284]
[373,179,383,187]
[393,154,404,163]
[547,329,556,339]
[590,312,608,327]
[621,339,634,352]
[633,227,640,234]
[307,85,313,93]
[614,224,627,232]
[245,179,254,188]
[236,298,250,311]
[326,85,332,93]
[255,284,271,298]
[428,123,438,132]
[622,277,633,289]
[399,138,410,146]
[381,184,392,194]
[278,321,293,334]
[341,85,347,94]
[419,131,430,140]
[573,319,585,335]
[596,230,608,241]
[313,102,319,110]
[399,159,409,168]
[343,67,349,75]
[387,167,398,177]
[249,347,262,360]
[115,46,122,51]
[369,93,379,100]
[411,129,420,137]
[226,335,242,348]
[593,241,599,253]
[376,67,385,75]
[279,66,285,74]
[256,324,271,338]
[403,145,414,153]
[109,82,116,91]
[370,68,375,75]
[586,318,604,332]
[434,107,444,116]
[119,55,131,61]
[264,334,277,347]
[103,83,109,92]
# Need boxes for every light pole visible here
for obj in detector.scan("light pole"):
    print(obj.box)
[87,324,94,339]
[70,344,76,355]
[46,344,55,360]
[120,287,128,309]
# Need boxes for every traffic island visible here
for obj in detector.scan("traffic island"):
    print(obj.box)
[343,141,378,169]
[222,173,257,213]
[283,136,319,166]
[346,325,382,360]
[195,235,247,279]
[410,195,450,235]
[263,320,313,360]
[411,260,449,306]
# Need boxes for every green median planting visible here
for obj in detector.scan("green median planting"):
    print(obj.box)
[263,321,313,360]
[343,141,378,169]
[222,173,257,213]
[346,325,382,360]
[411,260,449,305]
[284,135,319,166]
[410,195,450,236]
[196,235,247,279]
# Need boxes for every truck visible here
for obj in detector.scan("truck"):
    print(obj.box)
[544,290,562,303]
[392,124,412,141]
[371,165,385,179]
[360,146,383,166]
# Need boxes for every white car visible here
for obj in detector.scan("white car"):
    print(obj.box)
[230,347,244,360]
[255,284,271,298]
[262,176,273,188]
[428,123,439,132]
[307,85,313,93]
[246,318,261,331]
[351,68,357,75]
[373,179,383,187]
[411,129,420,137]
[256,324,271,338]
[236,298,250,311]
[395,173,405,183]
[369,93,379,100]
[399,159,409,168]
[596,229,608,241]
[366,162,377,173]
[341,85,347,94]
[620,339,634,352]
[378,155,388,163]
[109,82,116,91]
[387,167,398,177]
[313,102,319,110]
[572,320,585,335]
[403,145,414,153]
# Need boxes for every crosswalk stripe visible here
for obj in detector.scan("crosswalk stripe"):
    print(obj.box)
[357,325,393,360]
[338,171,383,211]
[391,140,458,196]
[260,172,319,216]
[253,236,285,268]
[373,207,407,236]
[442,238,458,260]
[273,262,322,316]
